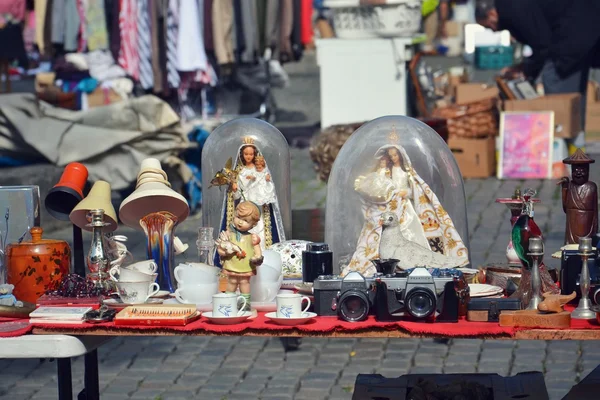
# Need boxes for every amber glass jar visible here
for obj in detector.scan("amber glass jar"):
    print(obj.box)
[6,227,71,303]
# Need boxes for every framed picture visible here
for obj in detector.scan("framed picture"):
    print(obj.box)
[498,112,554,179]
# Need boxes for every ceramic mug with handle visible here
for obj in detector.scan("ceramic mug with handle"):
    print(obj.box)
[276,293,311,318]
[212,293,248,317]
[109,266,156,283]
[123,259,158,274]
[115,281,160,304]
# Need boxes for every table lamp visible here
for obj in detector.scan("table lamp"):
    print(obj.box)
[44,162,88,276]
[119,158,189,229]
[69,181,118,233]
[119,158,190,291]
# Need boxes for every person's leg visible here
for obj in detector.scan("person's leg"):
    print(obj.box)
[423,9,439,51]
[542,60,590,150]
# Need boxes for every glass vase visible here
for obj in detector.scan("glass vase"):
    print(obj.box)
[140,211,178,292]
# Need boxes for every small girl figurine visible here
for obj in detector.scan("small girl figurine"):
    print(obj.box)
[376,155,392,179]
[216,201,264,311]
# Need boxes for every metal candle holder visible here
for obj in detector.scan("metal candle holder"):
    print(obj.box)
[86,209,111,291]
[572,237,596,319]
[526,237,544,310]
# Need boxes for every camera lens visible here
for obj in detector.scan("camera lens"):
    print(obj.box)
[405,288,436,319]
[337,290,370,322]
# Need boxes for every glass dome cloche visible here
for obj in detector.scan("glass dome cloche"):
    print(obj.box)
[325,116,471,277]
[201,118,292,264]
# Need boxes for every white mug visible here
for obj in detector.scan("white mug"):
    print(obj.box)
[276,293,311,318]
[124,260,158,274]
[212,293,248,318]
[109,266,157,283]
[175,282,219,304]
[115,281,160,304]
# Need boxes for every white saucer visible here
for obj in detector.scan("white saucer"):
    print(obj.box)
[203,311,253,325]
[251,301,277,312]
[103,298,162,310]
[265,312,317,326]
[151,290,171,298]
[469,283,503,298]
[164,298,212,312]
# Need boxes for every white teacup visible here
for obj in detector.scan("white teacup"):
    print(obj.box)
[250,279,281,303]
[115,281,160,304]
[212,293,248,318]
[174,263,219,286]
[109,266,157,283]
[276,293,311,318]
[175,282,219,304]
[124,260,158,274]
[255,264,282,282]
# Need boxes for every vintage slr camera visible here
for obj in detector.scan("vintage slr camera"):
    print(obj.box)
[560,248,600,304]
[313,267,461,322]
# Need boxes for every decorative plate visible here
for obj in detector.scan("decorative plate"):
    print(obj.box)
[270,240,312,280]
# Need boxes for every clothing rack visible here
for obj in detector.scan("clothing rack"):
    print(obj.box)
[26,0,311,119]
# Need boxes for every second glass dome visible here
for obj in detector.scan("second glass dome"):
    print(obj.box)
[325,116,471,276]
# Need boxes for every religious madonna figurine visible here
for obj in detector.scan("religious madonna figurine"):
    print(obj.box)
[217,137,286,252]
[216,202,264,311]
[344,139,469,276]
[557,149,598,245]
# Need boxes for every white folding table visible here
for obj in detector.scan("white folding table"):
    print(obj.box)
[0,335,112,400]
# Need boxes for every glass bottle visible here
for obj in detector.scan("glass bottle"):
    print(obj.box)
[86,209,111,292]
[196,227,214,265]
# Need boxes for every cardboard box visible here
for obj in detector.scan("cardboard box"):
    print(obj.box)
[586,102,600,134]
[588,80,599,105]
[445,21,464,39]
[456,83,499,105]
[504,93,581,138]
[448,135,495,178]
[87,87,122,108]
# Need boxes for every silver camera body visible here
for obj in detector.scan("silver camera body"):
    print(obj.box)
[313,267,459,322]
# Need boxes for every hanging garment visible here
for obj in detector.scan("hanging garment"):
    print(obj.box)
[232,0,245,61]
[137,0,153,90]
[212,0,234,64]
[64,0,80,51]
[203,0,213,51]
[166,0,180,88]
[85,0,109,51]
[117,0,138,80]
[149,0,163,93]
[279,0,293,63]
[264,0,280,51]
[291,0,303,61]
[51,0,65,44]
[76,0,87,52]
[34,0,49,54]
[300,0,312,45]
[104,0,121,61]
[176,0,207,72]
[0,0,25,21]
[240,0,259,63]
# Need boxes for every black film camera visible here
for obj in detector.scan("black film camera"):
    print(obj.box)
[560,248,600,304]
[313,267,461,323]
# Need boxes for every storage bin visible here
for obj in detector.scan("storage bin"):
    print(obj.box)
[475,45,514,70]
[324,0,423,39]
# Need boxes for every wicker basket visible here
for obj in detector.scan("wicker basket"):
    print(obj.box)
[432,98,498,138]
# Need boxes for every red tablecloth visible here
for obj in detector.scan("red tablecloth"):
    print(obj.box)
[2,305,600,338]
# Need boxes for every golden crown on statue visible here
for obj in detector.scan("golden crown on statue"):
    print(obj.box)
[388,126,399,143]
[242,136,255,145]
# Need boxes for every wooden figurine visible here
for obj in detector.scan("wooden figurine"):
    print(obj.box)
[558,149,598,245]
[538,291,577,313]
[216,202,264,311]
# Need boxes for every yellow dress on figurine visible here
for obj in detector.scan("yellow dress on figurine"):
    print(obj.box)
[222,227,257,275]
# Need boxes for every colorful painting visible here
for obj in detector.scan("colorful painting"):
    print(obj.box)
[498,112,554,179]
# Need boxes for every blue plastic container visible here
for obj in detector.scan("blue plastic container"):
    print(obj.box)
[475,46,514,70]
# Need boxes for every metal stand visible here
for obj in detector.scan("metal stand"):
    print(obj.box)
[78,350,100,400]
[526,237,544,310]
[572,237,596,319]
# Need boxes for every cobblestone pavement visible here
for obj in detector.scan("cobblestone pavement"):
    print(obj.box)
[2,51,599,400]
